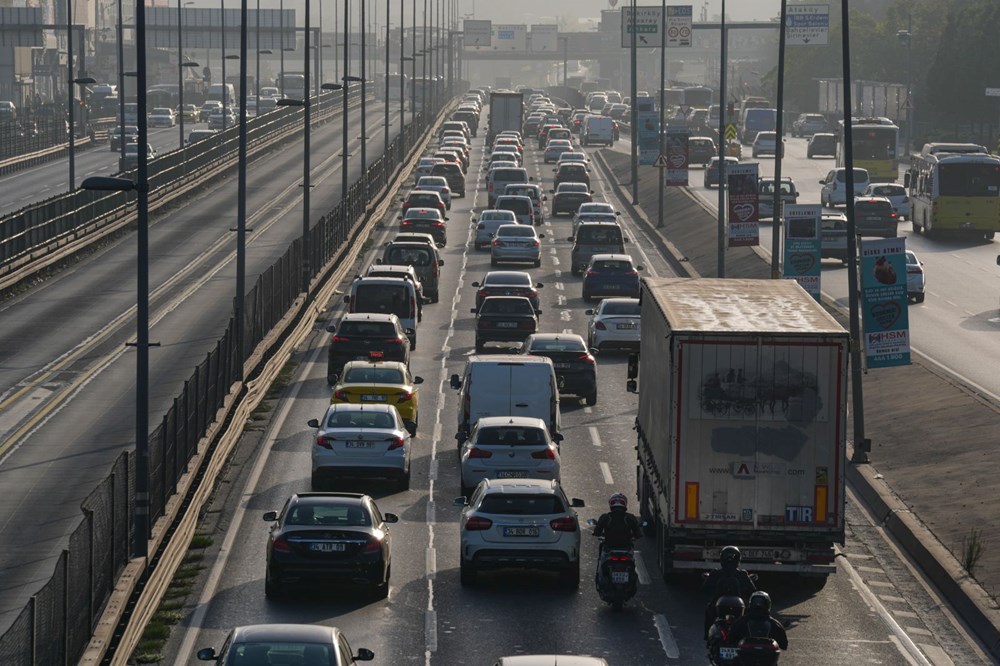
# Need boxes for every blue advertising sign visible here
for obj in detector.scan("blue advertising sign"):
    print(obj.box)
[638,110,660,165]
[860,237,911,368]
[781,205,822,301]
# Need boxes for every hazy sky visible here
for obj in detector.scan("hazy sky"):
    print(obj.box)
[457,0,778,25]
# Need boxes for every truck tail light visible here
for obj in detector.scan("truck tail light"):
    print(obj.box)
[685,482,699,521]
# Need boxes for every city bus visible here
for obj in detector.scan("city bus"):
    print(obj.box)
[279,73,306,100]
[683,86,713,108]
[906,143,1000,240]
[836,117,899,182]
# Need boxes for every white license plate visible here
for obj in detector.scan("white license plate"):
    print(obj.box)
[309,542,346,552]
[740,549,776,560]
[616,323,637,330]
[719,647,738,660]
[610,570,630,584]
[496,470,528,479]
[346,441,372,448]
[496,322,518,328]
[502,526,539,537]
[361,394,387,402]
[603,284,621,290]
[554,363,572,369]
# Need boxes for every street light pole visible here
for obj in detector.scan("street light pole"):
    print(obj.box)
[628,0,638,204]
[400,0,405,128]
[342,0,350,204]
[422,0,427,118]
[770,0,788,279]
[237,0,249,373]
[716,0,727,278]
[384,0,390,152]
[411,0,416,125]
[255,0,260,104]
[117,0,125,162]
[361,0,367,173]
[67,0,76,191]
[178,0,185,146]
[657,0,665,229]
[303,0,312,293]
[221,0,228,126]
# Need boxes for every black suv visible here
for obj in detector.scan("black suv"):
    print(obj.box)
[430,161,466,197]
[471,296,540,353]
[521,333,597,406]
[326,313,413,382]
[399,206,448,244]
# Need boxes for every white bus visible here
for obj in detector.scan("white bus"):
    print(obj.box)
[279,73,306,100]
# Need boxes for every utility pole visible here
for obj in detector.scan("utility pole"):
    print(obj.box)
[656,0,665,228]
[770,0,787,278]
[715,0,727,278]
[236,0,248,373]
[629,0,638,204]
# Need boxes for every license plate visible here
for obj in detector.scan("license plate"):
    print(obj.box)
[361,394,387,402]
[740,549,776,560]
[496,470,528,479]
[719,647,738,660]
[616,323,637,330]
[497,322,518,328]
[309,542,346,552]
[502,526,539,537]
[604,284,621,290]
[346,441,372,448]
[610,570,630,584]
[554,363,572,369]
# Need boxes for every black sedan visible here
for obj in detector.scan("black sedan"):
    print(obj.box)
[471,296,540,353]
[326,313,412,383]
[554,162,591,189]
[198,624,374,664]
[521,333,598,406]
[262,493,399,600]
[550,182,594,216]
[399,206,448,244]
[472,270,543,310]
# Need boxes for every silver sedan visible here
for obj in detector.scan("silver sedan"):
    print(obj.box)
[307,403,412,490]
[490,224,544,267]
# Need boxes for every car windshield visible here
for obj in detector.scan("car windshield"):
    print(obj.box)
[337,321,398,337]
[353,284,413,319]
[476,426,548,446]
[478,494,566,515]
[481,298,533,315]
[343,367,405,383]
[600,301,641,315]
[529,338,586,352]
[385,246,432,266]
[324,409,397,429]
[285,503,371,527]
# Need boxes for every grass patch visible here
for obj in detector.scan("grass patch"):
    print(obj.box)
[250,400,273,419]
[162,582,195,600]
[173,563,204,580]
[190,534,213,549]
[962,528,985,576]
[267,359,299,399]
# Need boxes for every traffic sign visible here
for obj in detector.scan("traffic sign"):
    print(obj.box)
[666,6,693,48]
[724,123,737,141]
[653,154,670,168]
[463,19,492,48]
[529,24,558,52]
[786,4,829,46]
[621,6,662,48]
[493,24,527,52]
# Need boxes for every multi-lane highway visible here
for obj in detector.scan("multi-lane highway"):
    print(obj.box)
[154,111,990,665]
[0,101,405,632]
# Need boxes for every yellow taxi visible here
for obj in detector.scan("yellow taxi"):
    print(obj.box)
[330,359,424,435]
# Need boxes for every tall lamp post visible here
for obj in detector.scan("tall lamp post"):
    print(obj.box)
[384,0,390,151]
[279,0,285,97]
[69,76,95,190]
[361,0,368,173]
[178,1,196,147]
[897,19,912,156]
[221,0,229,127]
[117,0,126,162]
[236,0,249,373]
[342,0,350,203]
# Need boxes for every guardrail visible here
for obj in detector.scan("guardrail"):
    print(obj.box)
[0,86,365,294]
[0,83,448,666]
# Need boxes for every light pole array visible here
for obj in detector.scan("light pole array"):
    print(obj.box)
[178,0,196,147]
[361,0,368,173]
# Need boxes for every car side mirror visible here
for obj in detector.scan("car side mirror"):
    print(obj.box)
[535,309,542,315]
[383,513,399,524]
[616,211,622,215]
[589,347,600,356]
[570,498,585,508]
[307,418,320,428]
[471,218,477,224]
[535,282,544,288]
[529,176,534,182]
[355,649,375,662]
[436,242,445,249]
[450,373,462,389]
[552,433,564,442]
[444,216,450,221]
[325,323,336,333]
[375,258,383,264]
[585,309,594,315]
[636,265,644,271]
[439,259,445,266]
[818,179,825,185]
[538,233,545,239]
[550,189,555,194]
[197,648,218,661]
[343,295,351,303]
[590,190,595,194]
[542,196,548,201]
[567,236,574,241]
[624,237,630,243]
[262,511,278,522]
[453,496,468,506]
[471,281,481,287]
[627,353,640,380]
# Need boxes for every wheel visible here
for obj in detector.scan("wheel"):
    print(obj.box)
[586,391,597,406]
[398,468,411,491]
[460,559,477,585]
[611,599,624,611]
[461,482,473,497]
[430,291,439,304]
[490,257,498,267]
[559,560,580,589]
[534,259,541,268]
[915,293,925,303]
[475,338,484,353]
[264,569,284,600]
[371,566,390,599]
[310,472,323,491]
[582,292,592,303]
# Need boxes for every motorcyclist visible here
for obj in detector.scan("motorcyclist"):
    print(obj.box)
[706,591,745,656]
[729,591,788,651]
[702,546,757,639]
[593,492,642,581]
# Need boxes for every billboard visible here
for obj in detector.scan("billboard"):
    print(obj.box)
[860,238,911,368]
[463,19,492,48]
[726,163,760,247]
[781,205,822,301]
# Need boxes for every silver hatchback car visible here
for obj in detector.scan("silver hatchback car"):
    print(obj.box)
[455,479,584,587]
[491,224,544,267]
[473,210,518,250]
[459,416,563,496]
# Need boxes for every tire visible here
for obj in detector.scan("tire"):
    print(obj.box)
[310,472,323,491]
[559,560,580,589]
[399,468,411,491]
[586,391,597,407]
[490,257,498,267]
[460,559,477,586]
[461,483,473,497]
[582,291,592,303]
[475,338,484,353]
[534,259,541,268]
[915,293,925,303]
[611,599,624,611]
[264,569,284,600]
[371,566,390,599]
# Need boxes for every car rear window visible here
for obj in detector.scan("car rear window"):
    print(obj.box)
[324,410,396,430]
[431,163,461,175]
[592,259,632,271]
[560,165,586,175]
[385,246,432,267]
[759,181,795,195]
[601,301,640,315]
[476,426,547,446]
[558,184,588,193]
[529,338,586,352]
[409,193,440,205]
[493,168,527,181]
[481,211,516,221]
[855,200,893,213]
[871,185,904,196]
[337,321,397,337]
[353,284,414,318]
[343,367,405,383]
[286,503,371,526]
[498,199,532,215]
[481,298,534,314]
[837,169,869,182]
[497,226,534,237]
[821,216,847,230]
[485,273,530,286]
[576,226,622,244]
[478,494,566,515]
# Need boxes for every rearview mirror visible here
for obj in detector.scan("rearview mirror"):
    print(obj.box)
[567,236,574,241]
[453,496,468,506]
[535,309,542,315]
[325,323,337,333]
[627,353,639,380]
[355,649,375,662]
[197,648,218,661]
[450,373,462,389]
[550,189,555,194]
[536,282,544,288]
[570,498,586,508]
[343,295,351,303]
[471,281,481,287]
[413,376,424,384]
[538,233,545,239]
[383,513,399,524]
[439,259,445,266]
[585,309,594,315]
[470,308,478,314]
[552,433,564,442]
[636,265,644,271]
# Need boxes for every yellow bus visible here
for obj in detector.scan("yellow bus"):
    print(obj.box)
[905,143,1000,240]
[836,117,899,182]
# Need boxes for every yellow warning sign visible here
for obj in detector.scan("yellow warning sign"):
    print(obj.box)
[725,123,738,141]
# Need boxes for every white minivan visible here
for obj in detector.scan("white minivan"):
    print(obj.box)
[344,276,420,348]
[449,355,561,443]
[582,115,614,147]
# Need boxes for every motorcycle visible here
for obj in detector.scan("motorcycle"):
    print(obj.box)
[706,599,743,665]
[734,637,781,665]
[586,519,638,610]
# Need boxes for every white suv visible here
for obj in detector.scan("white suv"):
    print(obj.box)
[458,417,563,495]
[455,479,584,587]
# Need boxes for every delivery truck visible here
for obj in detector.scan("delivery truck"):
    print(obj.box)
[629,278,849,580]
[486,91,524,147]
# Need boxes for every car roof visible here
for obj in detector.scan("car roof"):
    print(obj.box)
[597,297,639,306]
[496,195,532,202]
[590,253,632,262]
[481,295,533,303]
[576,221,621,228]
[353,276,411,287]
[484,270,532,283]
[854,195,892,203]
[476,415,548,428]
[496,657,608,666]
[230,624,338,644]
[408,190,442,197]
[328,402,397,414]
[479,478,561,494]
[368,264,417,274]
[341,312,398,323]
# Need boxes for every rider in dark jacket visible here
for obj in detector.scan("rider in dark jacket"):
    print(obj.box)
[594,493,642,580]
[729,591,789,650]
[702,545,757,639]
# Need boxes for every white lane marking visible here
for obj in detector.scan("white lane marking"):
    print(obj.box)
[425,610,438,653]
[426,547,437,578]
[584,406,593,414]
[554,269,561,277]
[554,282,564,291]
[557,295,566,306]
[599,462,614,484]
[175,341,325,663]
[560,310,571,321]
[633,551,650,585]
[562,328,573,335]
[653,614,680,659]
[551,256,560,265]
[589,426,601,447]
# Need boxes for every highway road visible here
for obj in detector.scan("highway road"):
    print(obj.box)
[157,112,989,665]
[0,124,183,217]
[0,100,407,632]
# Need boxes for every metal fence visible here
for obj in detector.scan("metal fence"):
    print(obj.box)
[0,83,449,664]
[0,120,77,161]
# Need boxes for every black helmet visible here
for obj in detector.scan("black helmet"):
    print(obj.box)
[720,545,741,566]
[748,591,772,617]
[715,595,745,621]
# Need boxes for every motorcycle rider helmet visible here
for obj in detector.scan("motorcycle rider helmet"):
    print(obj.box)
[747,590,772,618]
[715,595,745,621]
[720,545,741,566]
[608,492,628,512]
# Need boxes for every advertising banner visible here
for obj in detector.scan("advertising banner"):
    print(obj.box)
[638,110,660,165]
[664,129,689,185]
[726,163,760,247]
[860,238,911,368]
[781,205,822,301]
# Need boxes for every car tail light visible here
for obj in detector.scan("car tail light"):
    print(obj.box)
[271,536,293,553]
[316,436,334,449]
[333,390,349,401]
[385,336,404,344]
[520,320,535,329]
[586,270,598,277]
[387,436,405,450]
[477,289,488,299]
[432,221,444,226]
[362,537,383,554]
[549,516,577,532]
[594,322,607,330]
[465,515,493,531]
[477,223,486,230]
[532,240,540,247]
[401,219,413,226]
[467,447,493,459]
[531,446,557,460]
[577,353,596,365]
[331,335,350,343]
[397,391,413,403]
[627,270,638,276]
[492,239,502,246]
[608,553,632,562]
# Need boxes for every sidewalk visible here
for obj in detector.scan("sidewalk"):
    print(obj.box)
[597,149,1000,659]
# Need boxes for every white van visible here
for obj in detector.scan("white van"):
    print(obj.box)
[344,277,420,348]
[449,355,561,442]
[487,167,531,207]
[582,115,614,147]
